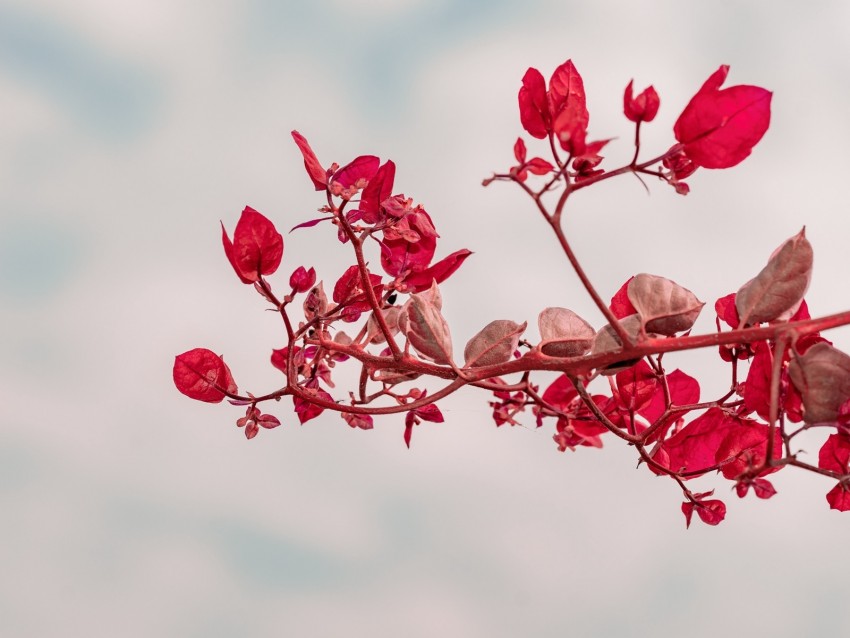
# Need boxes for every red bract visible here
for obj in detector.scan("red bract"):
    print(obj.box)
[333,265,383,321]
[609,278,637,319]
[291,131,328,190]
[404,398,444,448]
[221,206,284,284]
[401,249,472,294]
[518,68,550,139]
[173,348,237,403]
[682,493,726,528]
[357,160,396,224]
[330,155,380,200]
[623,80,659,123]
[289,266,316,293]
[674,65,772,169]
[517,59,589,155]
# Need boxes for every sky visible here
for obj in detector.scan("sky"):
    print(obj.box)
[3,1,850,636]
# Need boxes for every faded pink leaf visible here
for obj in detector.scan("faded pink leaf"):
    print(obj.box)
[464,320,527,368]
[736,228,812,326]
[400,281,453,364]
[788,342,850,424]
[537,307,595,357]
[627,273,703,336]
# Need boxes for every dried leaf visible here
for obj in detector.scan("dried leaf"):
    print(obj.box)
[736,228,812,326]
[537,307,595,357]
[464,320,527,367]
[627,273,703,336]
[788,342,850,424]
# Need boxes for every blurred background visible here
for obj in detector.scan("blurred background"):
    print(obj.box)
[3,1,850,636]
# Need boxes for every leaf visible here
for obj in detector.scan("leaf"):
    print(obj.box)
[289,266,316,293]
[537,307,595,357]
[464,320,526,367]
[330,155,380,199]
[173,348,237,403]
[402,249,472,293]
[627,273,703,336]
[735,228,813,326]
[548,60,589,156]
[714,423,782,479]
[401,281,453,364]
[655,408,740,477]
[788,343,850,424]
[358,160,395,224]
[623,80,660,123]
[615,359,657,411]
[682,498,727,528]
[591,314,643,355]
[291,130,327,190]
[818,433,850,474]
[609,277,637,319]
[221,206,284,284]
[674,65,772,169]
[826,484,850,511]
[343,412,374,430]
[518,67,550,139]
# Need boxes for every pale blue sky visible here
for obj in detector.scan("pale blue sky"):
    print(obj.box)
[2,1,850,636]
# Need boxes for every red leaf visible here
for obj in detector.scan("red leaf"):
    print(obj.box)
[623,80,660,123]
[343,412,374,430]
[415,403,444,423]
[401,249,472,293]
[331,155,380,199]
[818,433,850,474]
[380,210,439,278]
[696,499,727,526]
[615,359,658,411]
[638,369,700,428]
[742,340,773,421]
[294,385,333,424]
[826,484,850,511]
[513,137,527,163]
[609,278,637,319]
[221,206,284,284]
[525,157,554,175]
[656,408,738,476]
[291,130,327,190]
[541,374,578,412]
[714,292,740,329]
[548,60,589,155]
[358,160,395,224]
[173,348,237,403]
[518,67,550,139]
[714,422,782,479]
[289,266,316,293]
[674,65,772,169]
